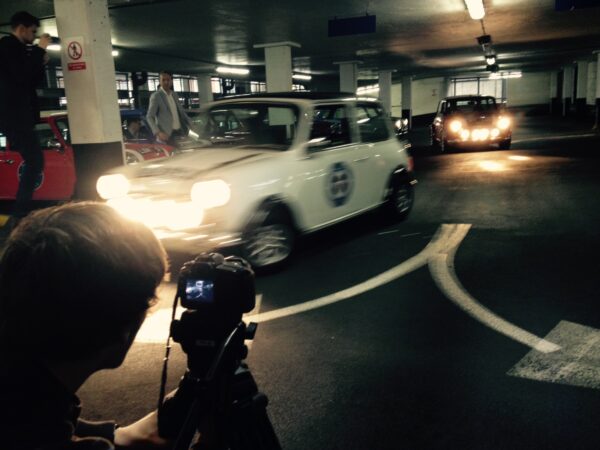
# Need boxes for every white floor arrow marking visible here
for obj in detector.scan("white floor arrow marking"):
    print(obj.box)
[428,224,561,354]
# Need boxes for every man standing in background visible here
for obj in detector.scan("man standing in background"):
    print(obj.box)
[147,70,193,146]
[0,11,50,230]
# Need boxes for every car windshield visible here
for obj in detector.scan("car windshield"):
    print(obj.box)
[446,98,497,113]
[189,102,299,150]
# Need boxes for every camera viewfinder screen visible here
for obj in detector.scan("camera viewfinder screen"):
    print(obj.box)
[185,279,215,304]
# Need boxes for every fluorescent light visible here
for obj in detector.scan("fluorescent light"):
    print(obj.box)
[465,0,485,20]
[112,49,119,57]
[216,66,250,75]
[490,71,522,79]
[47,44,61,52]
[292,73,312,81]
[486,55,496,65]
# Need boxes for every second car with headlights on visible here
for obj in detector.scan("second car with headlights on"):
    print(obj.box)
[97,93,416,270]
[431,95,512,152]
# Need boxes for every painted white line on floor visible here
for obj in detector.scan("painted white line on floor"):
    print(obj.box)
[244,224,460,323]
[428,225,561,354]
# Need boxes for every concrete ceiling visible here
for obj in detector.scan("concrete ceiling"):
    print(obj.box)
[1,0,600,82]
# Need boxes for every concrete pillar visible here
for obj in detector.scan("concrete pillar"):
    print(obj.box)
[55,0,123,199]
[595,51,600,129]
[576,60,589,116]
[391,83,402,117]
[549,71,559,115]
[586,61,597,106]
[401,76,412,129]
[197,73,213,105]
[378,70,393,117]
[441,77,450,98]
[562,65,575,117]
[253,41,300,92]
[335,61,360,93]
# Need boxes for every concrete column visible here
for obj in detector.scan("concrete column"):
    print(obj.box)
[197,73,213,105]
[595,51,600,129]
[401,76,412,129]
[562,65,575,117]
[576,60,589,116]
[378,70,393,116]
[549,71,559,115]
[441,77,450,98]
[253,41,300,92]
[586,61,597,106]
[55,0,123,199]
[391,83,402,117]
[335,61,360,93]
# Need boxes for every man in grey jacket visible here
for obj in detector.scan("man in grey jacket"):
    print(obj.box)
[146,71,193,146]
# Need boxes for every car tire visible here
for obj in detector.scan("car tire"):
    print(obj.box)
[125,149,144,165]
[243,209,295,272]
[385,179,414,222]
[499,138,511,150]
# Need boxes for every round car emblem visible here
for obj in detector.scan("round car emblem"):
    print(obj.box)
[326,162,354,207]
[17,162,44,191]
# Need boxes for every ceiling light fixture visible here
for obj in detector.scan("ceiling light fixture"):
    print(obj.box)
[465,0,485,20]
[112,49,119,57]
[216,66,250,76]
[292,73,312,81]
[485,55,496,65]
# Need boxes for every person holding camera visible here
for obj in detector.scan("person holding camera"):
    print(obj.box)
[0,11,50,229]
[0,202,170,449]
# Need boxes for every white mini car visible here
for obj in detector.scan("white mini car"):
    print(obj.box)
[97,93,416,269]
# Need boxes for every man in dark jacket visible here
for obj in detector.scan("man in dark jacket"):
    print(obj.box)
[0,11,50,224]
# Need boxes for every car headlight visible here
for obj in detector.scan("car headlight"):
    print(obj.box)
[96,174,130,199]
[191,179,231,209]
[497,116,511,130]
[449,120,462,133]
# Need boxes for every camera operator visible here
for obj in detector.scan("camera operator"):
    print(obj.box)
[0,202,171,449]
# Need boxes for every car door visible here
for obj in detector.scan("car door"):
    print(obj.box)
[355,102,394,205]
[0,131,20,200]
[293,103,368,230]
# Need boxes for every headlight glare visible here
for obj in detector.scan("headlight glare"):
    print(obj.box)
[191,179,231,209]
[497,116,511,130]
[449,120,462,133]
[96,174,130,199]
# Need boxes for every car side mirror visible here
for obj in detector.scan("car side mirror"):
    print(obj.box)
[46,138,63,150]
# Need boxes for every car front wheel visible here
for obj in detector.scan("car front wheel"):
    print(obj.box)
[385,180,414,222]
[243,210,295,271]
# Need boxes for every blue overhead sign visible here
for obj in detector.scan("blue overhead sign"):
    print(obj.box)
[328,15,376,37]
[555,0,600,10]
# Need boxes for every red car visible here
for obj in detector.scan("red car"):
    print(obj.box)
[0,112,174,201]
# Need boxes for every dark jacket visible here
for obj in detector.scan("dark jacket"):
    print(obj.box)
[0,34,47,132]
[0,349,116,450]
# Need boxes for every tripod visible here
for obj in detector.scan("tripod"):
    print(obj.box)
[162,318,282,450]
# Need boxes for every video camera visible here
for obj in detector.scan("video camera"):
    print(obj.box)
[158,253,281,450]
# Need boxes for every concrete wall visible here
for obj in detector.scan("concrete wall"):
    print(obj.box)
[506,72,551,106]
[411,77,446,116]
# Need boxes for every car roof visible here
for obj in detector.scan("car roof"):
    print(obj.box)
[443,95,496,101]
[222,91,356,100]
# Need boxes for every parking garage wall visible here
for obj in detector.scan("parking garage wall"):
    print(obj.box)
[506,72,551,107]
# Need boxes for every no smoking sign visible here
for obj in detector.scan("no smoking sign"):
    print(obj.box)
[65,36,87,71]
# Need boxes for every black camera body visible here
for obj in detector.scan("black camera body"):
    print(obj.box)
[177,253,255,315]
[170,253,255,375]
